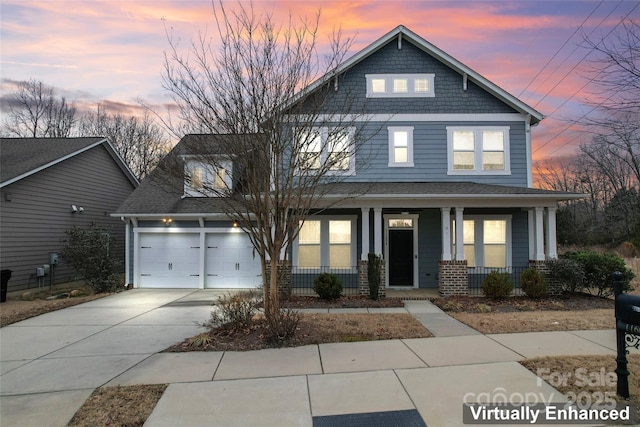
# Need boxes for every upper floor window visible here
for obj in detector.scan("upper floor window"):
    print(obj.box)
[388,126,414,167]
[366,74,435,98]
[446,126,510,175]
[184,159,232,197]
[298,127,355,175]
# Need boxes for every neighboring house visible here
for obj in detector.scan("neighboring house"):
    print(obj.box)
[0,137,138,292]
[115,26,582,295]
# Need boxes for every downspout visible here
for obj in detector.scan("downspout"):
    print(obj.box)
[525,114,532,188]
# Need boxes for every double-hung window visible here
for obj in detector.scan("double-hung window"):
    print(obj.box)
[447,126,510,174]
[295,217,356,270]
[298,127,355,175]
[388,126,414,167]
[452,217,511,268]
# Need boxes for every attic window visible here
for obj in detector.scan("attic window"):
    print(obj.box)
[366,74,434,98]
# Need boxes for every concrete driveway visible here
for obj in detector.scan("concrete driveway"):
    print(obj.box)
[0,289,221,426]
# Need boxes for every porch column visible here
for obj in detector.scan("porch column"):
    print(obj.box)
[535,207,545,261]
[528,209,535,260]
[361,208,370,260]
[441,207,452,261]
[454,207,464,261]
[373,208,383,256]
[546,207,558,259]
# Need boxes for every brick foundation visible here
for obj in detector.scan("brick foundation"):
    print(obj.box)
[358,260,386,298]
[438,260,469,296]
[528,260,561,295]
[264,260,292,298]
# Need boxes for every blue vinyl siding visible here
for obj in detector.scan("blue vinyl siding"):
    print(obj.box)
[347,121,528,186]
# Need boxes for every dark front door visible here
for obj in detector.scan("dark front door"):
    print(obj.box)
[388,229,414,286]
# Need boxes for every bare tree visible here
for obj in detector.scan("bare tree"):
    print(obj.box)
[2,79,77,137]
[161,2,373,318]
[80,104,168,179]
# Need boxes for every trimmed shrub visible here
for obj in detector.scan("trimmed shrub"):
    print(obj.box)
[549,258,585,294]
[481,271,513,300]
[563,251,635,297]
[520,268,548,298]
[367,253,383,300]
[313,273,343,300]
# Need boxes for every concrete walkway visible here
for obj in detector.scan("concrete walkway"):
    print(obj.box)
[0,289,632,426]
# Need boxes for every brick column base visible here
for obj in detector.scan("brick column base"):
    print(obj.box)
[265,260,292,299]
[358,260,386,298]
[439,260,468,296]
[529,260,561,295]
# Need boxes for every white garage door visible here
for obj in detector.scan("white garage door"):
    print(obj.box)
[205,232,262,288]
[138,233,200,288]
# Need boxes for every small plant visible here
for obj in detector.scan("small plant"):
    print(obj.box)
[520,268,548,299]
[203,290,262,330]
[481,271,513,300]
[313,273,343,300]
[442,300,463,312]
[474,303,492,313]
[187,332,214,348]
[367,253,383,300]
[263,308,300,343]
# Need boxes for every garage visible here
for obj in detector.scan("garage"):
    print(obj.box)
[205,232,262,289]
[138,233,200,288]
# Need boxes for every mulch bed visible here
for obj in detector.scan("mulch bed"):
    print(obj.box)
[432,293,614,313]
[279,295,404,309]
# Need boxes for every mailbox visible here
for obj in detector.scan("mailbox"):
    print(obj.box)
[614,278,640,399]
[616,294,640,330]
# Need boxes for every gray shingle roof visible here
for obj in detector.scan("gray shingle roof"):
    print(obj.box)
[1,137,106,184]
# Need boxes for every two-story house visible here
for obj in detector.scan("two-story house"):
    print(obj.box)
[115,26,582,295]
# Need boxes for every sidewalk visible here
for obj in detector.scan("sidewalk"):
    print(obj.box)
[0,289,630,426]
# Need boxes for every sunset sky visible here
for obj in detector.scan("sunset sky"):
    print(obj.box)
[1,0,638,164]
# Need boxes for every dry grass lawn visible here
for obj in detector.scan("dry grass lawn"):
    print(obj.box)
[451,308,615,334]
[522,355,640,422]
[67,384,167,427]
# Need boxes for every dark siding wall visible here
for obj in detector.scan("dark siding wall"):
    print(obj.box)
[0,145,136,292]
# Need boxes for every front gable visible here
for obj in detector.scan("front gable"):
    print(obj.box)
[325,37,521,116]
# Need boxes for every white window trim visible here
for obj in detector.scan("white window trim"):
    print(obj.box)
[297,127,356,176]
[184,159,233,197]
[292,216,357,272]
[388,126,414,167]
[446,126,511,175]
[366,74,435,98]
[452,215,512,268]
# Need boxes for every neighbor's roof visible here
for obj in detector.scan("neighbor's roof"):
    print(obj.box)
[0,137,138,188]
[298,25,544,125]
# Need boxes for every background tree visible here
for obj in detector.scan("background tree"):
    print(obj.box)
[161,2,372,319]
[2,78,77,137]
[80,104,168,179]
[538,19,640,247]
